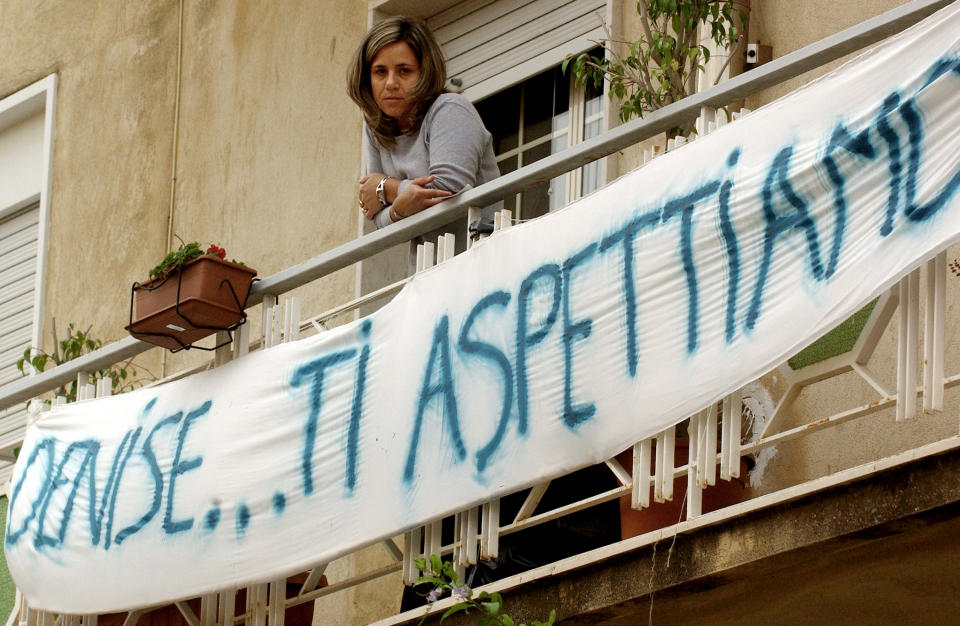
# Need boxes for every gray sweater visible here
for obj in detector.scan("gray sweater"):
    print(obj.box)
[364,93,501,230]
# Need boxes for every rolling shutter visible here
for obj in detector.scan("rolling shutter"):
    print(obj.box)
[0,203,39,456]
[426,0,607,99]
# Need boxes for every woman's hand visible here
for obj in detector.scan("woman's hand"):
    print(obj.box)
[390,175,453,220]
[358,173,386,220]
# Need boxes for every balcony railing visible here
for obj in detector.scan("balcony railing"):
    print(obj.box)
[1,1,958,624]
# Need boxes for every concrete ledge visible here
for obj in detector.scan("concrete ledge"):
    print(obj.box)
[393,441,960,625]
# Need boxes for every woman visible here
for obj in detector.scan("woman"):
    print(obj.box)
[347,17,499,248]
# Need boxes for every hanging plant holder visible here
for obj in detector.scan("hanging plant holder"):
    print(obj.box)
[126,256,257,352]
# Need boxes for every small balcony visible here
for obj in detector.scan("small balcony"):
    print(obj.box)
[1,1,959,624]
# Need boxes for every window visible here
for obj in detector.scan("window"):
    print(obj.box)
[475,61,604,221]
[0,203,41,394]
[358,1,611,302]
[0,75,56,479]
[368,1,611,221]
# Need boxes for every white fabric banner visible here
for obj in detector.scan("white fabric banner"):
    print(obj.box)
[8,4,960,612]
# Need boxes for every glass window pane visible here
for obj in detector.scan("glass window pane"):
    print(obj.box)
[553,65,570,115]
[522,71,555,142]
[498,155,518,214]
[520,182,550,220]
[553,109,569,136]
[550,131,568,211]
[519,142,551,220]
[549,175,567,211]
[582,92,603,196]
[522,141,550,166]
[476,84,520,154]
[582,161,600,196]
[475,59,600,218]
[585,94,602,119]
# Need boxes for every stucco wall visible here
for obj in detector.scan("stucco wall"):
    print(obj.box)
[0,2,401,621]
[615,0,917,175]
[608,0,960,496]
[737,0,960,496]
[1,1,955,623]
[745,0,913,108]
[752,242,960,497]
[0,0,366,373]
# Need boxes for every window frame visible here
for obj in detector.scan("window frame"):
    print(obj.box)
[0,73,57,389]
[356,1,618,302]
[476,62,607,221]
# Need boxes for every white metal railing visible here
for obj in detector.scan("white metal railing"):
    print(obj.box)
[0,0,952,413]
[11,144,958,626]
[3,1,959,623]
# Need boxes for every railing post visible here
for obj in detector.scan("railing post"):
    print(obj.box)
[284,298,301,343]
[95,376,111,399]
[267,579,285,626]
[76,372,91,401]
[480,499,500,560]
[234,320,250,359]
[402,526,423,585]
[246,582,268,626]
[705,402,718,487]
[199,594,217,625]
[454,506,479,581]
[217,589,236,626]
[654,426,675,503]
[923,252,946,411]
[466,206,482,249]
[722,389,742,480]
[686,412,703,518]
[261,294,280,349]
[632,438,652,510]
[214,331,232,367]
[897,269,921,420]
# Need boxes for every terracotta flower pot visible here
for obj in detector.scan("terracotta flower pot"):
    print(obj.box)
[616,440,751,540]
[126,256,257,352]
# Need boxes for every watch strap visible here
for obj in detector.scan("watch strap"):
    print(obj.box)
[376,177,389,208]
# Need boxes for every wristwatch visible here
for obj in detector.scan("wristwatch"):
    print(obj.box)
[375,176,389,208]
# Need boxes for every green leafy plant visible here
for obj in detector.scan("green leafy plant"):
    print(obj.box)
[16,320,151,402]
[149,237,243,280]
[564,0,747,126]
[415,554,556,626]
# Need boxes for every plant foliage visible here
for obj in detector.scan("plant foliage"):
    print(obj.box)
[17,320,150,403]
[149,238,241,280]
[415,554,556,626]
[564,0,746,125]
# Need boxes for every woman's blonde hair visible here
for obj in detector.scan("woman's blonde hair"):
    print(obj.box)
[347,17,447,148]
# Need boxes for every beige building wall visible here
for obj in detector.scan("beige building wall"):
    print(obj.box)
[608,0,960,495]
[741,0,959,495]
[746,0,913,108]
[615,0,918,174]
[0,1,402,621]
[0,0,366,375]
[2,1,955,623]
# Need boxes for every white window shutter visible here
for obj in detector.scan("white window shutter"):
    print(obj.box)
[426,0,607,100]
[0,204,39,456]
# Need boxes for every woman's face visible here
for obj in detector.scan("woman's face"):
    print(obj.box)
[370,41,421,130]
